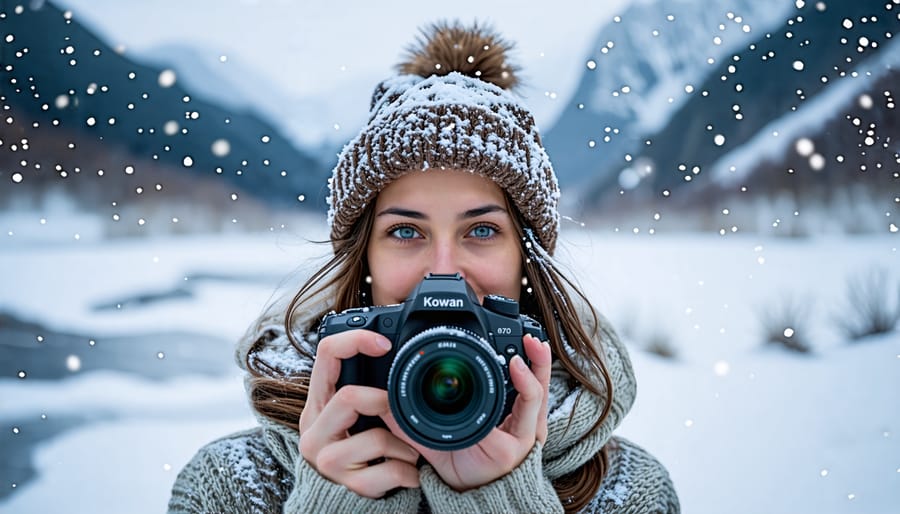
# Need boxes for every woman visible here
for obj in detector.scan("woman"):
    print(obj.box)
[169,21,679,513]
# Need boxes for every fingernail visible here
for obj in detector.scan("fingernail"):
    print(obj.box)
[513,355,528,371]
[375,335,392,351]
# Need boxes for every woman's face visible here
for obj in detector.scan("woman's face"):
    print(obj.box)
[367,169,522,306]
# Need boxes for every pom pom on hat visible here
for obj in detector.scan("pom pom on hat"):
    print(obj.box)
[398,20,521,90]
[327,20,561,254]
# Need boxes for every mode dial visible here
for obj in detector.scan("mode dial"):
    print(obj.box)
[482,294,519,317]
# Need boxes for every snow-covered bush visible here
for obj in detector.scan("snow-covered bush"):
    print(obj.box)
[758,294,813,353]
[643,330,679,360]
[836,267,900,341]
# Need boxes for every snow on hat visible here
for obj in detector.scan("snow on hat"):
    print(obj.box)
[326,21,561,254]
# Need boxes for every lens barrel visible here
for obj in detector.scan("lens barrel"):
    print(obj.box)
[387,326,506,451]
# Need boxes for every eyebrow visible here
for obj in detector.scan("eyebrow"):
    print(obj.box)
[376,204,507,220]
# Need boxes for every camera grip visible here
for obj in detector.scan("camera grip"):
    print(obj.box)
[336,353,392,435]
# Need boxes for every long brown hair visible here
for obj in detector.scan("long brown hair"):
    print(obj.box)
[246,197,613,512]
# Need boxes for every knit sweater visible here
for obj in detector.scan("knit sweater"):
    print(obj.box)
[168,299,679,513]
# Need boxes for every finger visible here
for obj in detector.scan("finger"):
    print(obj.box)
[523,334,552,443]
[316,428,421,476]
[504,352,544,442]
[301,385,390,454]
[301,330,392,429]
[341,458,421,499]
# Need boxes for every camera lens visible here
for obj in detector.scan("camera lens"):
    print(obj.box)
[422,357,473,416]
[388,326,507,451]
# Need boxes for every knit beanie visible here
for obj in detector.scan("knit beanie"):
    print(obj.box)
[326,21,561,254]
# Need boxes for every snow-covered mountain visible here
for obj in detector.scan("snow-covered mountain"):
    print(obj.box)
[544,0,899,234]
[708,40,900,188]
[6,0,896,237]
[544,0,793,190]
[0,1,332,229]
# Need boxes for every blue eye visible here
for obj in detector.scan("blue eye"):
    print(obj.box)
[469,225,497,238]
[390,226,420,239]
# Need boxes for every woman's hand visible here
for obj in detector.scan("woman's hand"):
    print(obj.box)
[385,333,553,491]
[298,330,421,498]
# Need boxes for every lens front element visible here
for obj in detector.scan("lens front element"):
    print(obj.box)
[423,357,474,416]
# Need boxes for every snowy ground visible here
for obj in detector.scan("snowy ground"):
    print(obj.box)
[0,215,898,513]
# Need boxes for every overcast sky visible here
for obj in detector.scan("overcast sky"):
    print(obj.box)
[53,0,632,129]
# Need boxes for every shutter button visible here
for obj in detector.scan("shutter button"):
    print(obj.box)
[347,315,366,327]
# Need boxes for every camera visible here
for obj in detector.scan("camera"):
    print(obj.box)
[318,273,546,451]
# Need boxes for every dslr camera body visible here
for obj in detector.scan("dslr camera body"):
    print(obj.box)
[318,273,546,451]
